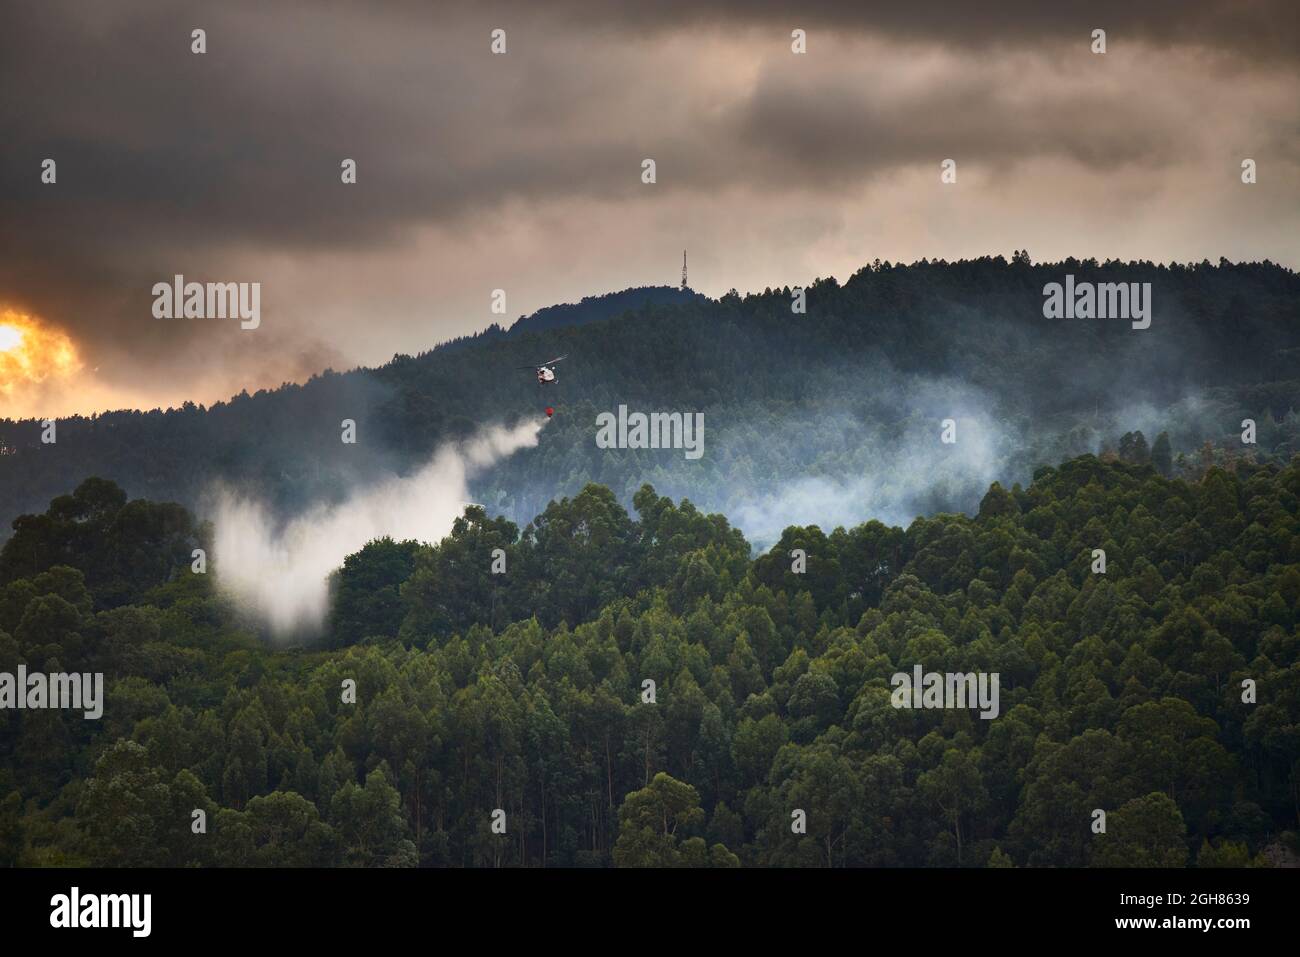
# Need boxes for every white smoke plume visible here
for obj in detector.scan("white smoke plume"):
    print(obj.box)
[211,419,545,637]
[731,409,1010,547]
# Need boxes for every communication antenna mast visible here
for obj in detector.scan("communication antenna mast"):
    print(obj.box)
[681,249,688,290]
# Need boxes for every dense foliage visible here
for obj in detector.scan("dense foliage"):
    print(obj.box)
[1,452,1297,867]
[3,258,1298,547]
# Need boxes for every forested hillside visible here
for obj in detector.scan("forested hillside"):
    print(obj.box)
[2,258,1298,547]
[1,454,1296,867]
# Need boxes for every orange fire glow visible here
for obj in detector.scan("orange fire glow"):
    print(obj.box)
[0,309,82,401]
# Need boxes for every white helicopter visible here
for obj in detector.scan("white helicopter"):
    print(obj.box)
[519,354,567,385]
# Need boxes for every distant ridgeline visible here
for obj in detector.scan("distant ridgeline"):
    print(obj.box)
[0,258,1298,545]
[436,284,705,351]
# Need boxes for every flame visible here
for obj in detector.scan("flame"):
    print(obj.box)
[0,309,82,401]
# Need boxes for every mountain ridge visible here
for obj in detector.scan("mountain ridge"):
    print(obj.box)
[2,256,1298,546]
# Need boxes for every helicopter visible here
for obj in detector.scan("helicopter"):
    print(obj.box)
[518,354,567,385]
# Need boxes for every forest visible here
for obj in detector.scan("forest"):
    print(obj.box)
[0,449,1296,867]
[2,257,1298,548]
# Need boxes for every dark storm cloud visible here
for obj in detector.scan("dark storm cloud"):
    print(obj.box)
[727,61,1188,184]
[5,1,1289,251]
[0,0,1295,415]
[531,0,1300,63]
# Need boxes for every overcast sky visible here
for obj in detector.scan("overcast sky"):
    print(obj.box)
[2,0,1296,417]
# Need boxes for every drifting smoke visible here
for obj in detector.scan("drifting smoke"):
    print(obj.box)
[730,408,1013,547]
[212,419,545,638]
